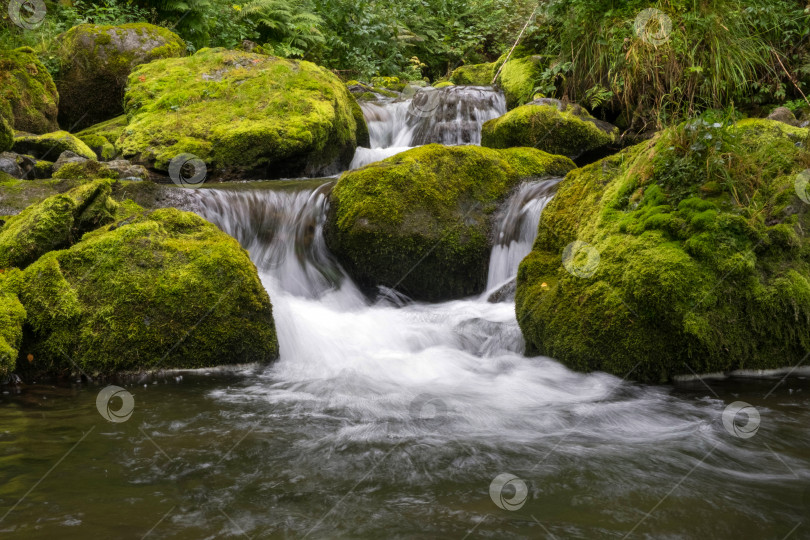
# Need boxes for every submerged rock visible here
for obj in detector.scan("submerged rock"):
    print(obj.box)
[0,47,59,134]
[482,98,619,158]
[119,48,368,180]
[0,179,117,269]
[9,208,278,374]
[516,119,810,382]
[56,23,185,130]
[12,131,96,161]
[326,144,575,301]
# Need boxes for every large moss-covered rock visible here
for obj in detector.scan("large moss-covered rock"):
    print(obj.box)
[516,119,810,382]
[0,47,59,134]
[75,115,128,160]
[0,277,26,376]
[119,48,367,180]
[497,55,543,109]
[0,179,117,269]
[326,144,576,301]
[56,23,185,130]
[10,207,278,374]
[12,131,96,161]
[450,62,496,86]
[482,98,619,158]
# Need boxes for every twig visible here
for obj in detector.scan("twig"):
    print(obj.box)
[490,3,543,85]
[773,50,810,109]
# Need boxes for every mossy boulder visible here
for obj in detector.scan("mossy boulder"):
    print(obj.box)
[75,115,128,160]
[119,48,367,180]
[12,131,96,161]
[0,179,117,269]
[433,81,455,88]
[497,55,543,109]
[0,47,59,134]
[0,280,26,376]
[450,62,496,86]
[325,144,576,301]
[0,116,12,153]
[10,207,278,374]
[56,23,185,130]
[516,119,810,383]
[482,99,619,158]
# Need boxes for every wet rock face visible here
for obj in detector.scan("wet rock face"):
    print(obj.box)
[56,23,185,130]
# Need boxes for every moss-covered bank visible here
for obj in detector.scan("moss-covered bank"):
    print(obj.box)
[326,144,576,301]
[119,48,367,180]
[516,119,810,382]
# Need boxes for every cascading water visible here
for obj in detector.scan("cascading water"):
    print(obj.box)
[350,85,506,169]
[485,179,559,294]
[3,182,807,539]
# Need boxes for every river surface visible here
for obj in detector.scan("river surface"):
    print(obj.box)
[1,88,810,539]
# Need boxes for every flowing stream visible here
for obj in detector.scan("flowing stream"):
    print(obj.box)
[1,90,809,539]
[350,85,506,169]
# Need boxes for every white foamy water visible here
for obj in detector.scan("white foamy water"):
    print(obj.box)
[193,186,754,451]
[350,86,506,169]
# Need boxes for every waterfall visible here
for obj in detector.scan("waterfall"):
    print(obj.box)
[350,85,506,169]
[485,179,560,294]
[194,183,358,300]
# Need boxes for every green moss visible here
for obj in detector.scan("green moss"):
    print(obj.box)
[119,49,364,179]
[0,115,12,152]
[53,160,119,180]
[326,144,576,301]
[450,62,496,85]
[370,76,405,91]
[0,283,26,376]
[57,23,185,130]
[0,179,117,269]
[481,101,619,157]
[497,56,543,109]
[12,131,97,161]
[433,81,455,88]
[16,208,278,374]
[515,119,810,382]
[0,47,59,134]
[75,115,128,160]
